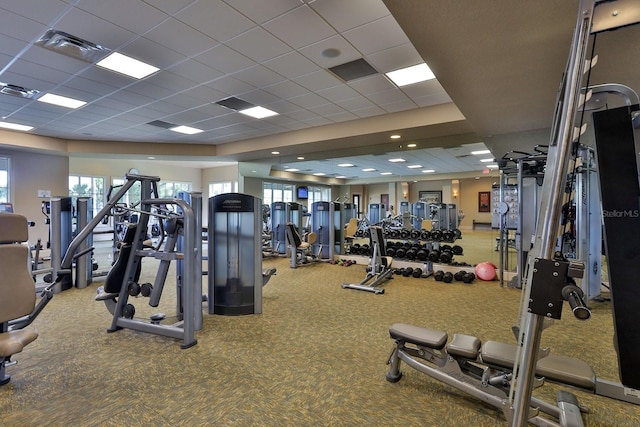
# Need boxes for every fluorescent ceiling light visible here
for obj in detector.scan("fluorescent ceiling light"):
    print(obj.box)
[285,168,299,172]
[362,168,376,172]
[380,172,393,175]
[313,172,325,176]
[97,52,159,79]
[389,158,406,163]
[271,151,280,155]
[422,169,435,173]
[480,158,494,163]
[471,149,491,155]
[486,164,499,169]
[338,163,355,167]
[336,175,347,179]
[37,93,86,109]
[169,125,203,135]
[390,134,401,139]
[239,106,278,119]
[407,143,417,148]
[407,165,422,169]
[297,156,305,160]
[385,63,435,87]
[0,121,33,131]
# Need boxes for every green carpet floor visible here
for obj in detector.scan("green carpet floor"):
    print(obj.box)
[1,232,638,426]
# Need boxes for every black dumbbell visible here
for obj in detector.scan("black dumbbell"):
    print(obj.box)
[452,229,462,239]
[412,268,423,278]
[462,272,476,283]
[390,229,400,239]
[361,244,371,256]
[127,281,141,296]
[400,229,410,239]
[442,229,454,242]
[420,230,431,240]
[140,282,153,297]
[405,248,417,260]
[434,270,444,281]
[439,249,453,264]
[395,247,406,258]
[402,267,413,277]
[454,270,467,281]
[431,229,443,241]
[442,272,454,283]
[352,243,361,254]
[452,245,464,255]
[428,250,440,262]
[122,303,136,319]
[393,268,403,275]
[409,229,421,240]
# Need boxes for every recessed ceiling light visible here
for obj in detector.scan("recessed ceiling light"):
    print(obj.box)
[271,151,280,155]
[480,158,494,163]
[471,149,491,155]
[486,164,499,169]
[37,93,86,109]
[422,169,435,173]
[239,106,278,119]
[338,163,355,167]
[96,52,159,79]
[0,121,33,131]
[385,63,435,87]
[313,172,326,176]
[285,168,299,172]
[407,143,417,148]
[407,165,422,169]
[170,125,203,135]
[297,156,305,160]
[362,168,376,172]
[380,172,393,175]
[390,134,401,139]
[389,158,406,163]
[147,156,155,160]
[336,175,347,179]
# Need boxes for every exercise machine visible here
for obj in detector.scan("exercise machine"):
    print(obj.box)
[285,222,318,268]
[208,193,264,315]
[342,226,393,294]
[1,213,54,386]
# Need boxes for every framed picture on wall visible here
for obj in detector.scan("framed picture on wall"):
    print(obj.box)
[419,191,442,204]
[478,191,491,212]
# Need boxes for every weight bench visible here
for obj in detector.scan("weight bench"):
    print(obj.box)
[386,323,587,426]
[285,222,318,268]
[342,226,393,294]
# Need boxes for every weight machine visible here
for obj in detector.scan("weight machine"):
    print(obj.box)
[342,226,393,294]
[59,173,202,349]
[386,2,640,425]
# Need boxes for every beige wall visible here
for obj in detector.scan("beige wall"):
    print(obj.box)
[1,148,69,242]
[457,176,495,229]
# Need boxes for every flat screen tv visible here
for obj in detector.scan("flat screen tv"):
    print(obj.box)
[297,186,308,199]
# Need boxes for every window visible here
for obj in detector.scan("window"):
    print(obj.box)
[0,157,9,203]
[209,181,237,197]
[307,185,331,206]
[157,181,191,198]
[69,175,105,216]
[263,182,294,206]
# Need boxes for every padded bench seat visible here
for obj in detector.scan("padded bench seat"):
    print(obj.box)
[481,341,595,390]
[446,333,481,359]
[389,323,448,350]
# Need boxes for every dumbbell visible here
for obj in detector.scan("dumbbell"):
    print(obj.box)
[127,281,141,296]
[439,249,453,264]
[409,229,421,240]
[428,249,440,262]
[434,270,444,281]
[351,243,361,254]
[442,229,454,242]
[402,267,413,277]
[386,247,396,257]
[416,248,428,261]
[122,303,136,319]
[405,247,417,260]
[140,282,153,297]
[430,229,443,241]
[412,268,423,278]
[390,229,400,239]
[420,230,431,241]
[395,247,406,258]
[442,272,454,283]
[452,229,462,240]
[462,272,476,283]
[400,229,410,239]
[452,245,464,255]
[394,268,403,275]
[361,244,371,256]
[454,270,467,281]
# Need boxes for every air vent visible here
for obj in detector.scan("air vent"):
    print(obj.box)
[215,97,254,111]
[36,29,109,63]
[328,58,377,82]
[147,120,176,129]
[0,83,39,99]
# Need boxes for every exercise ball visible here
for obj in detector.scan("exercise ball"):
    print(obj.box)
[475,262,497,281]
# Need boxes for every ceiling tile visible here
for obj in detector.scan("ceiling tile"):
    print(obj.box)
[310,0,390,32]
[367,88,410,105]
[380,99,417,113]
[263,51,319,79]
[177,0,255,42]
[348,74,395,95]
[142,17,217,57]
[54,7,136,50]
[292,70,342,92]
[288,92,331,109]
[263,5,335,49]
[298,34,361,68]
[76,0,168,35]
[263,80,308,100]
[0,9,48,42]
[140,0,195,16]
[194,44,254,74]
[343,15,410,55]
[366,43,424,73]
[222,0,300,24]
[232,65,286,88]
[316,84,361,102]
[166,59,224,84]
[206,75,255,97]
[123,37,188,70]
[352,105,385,118]
[225,26,291,63]
[144,70,199,94]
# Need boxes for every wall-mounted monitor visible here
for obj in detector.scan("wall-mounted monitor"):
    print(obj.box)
[297,186,308,200]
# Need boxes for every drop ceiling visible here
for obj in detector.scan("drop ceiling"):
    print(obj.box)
[0,0,638,181]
